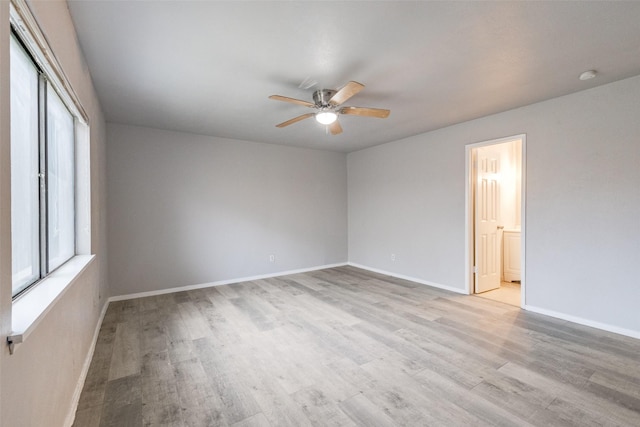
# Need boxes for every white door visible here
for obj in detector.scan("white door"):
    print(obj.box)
[475,145,502,293]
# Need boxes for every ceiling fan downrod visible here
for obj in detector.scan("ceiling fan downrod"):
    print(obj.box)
[312,89,338,108]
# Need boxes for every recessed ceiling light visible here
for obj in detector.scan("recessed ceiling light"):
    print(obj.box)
[579,70,597,81]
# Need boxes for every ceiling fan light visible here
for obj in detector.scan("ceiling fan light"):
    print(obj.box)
[315,111,337,125]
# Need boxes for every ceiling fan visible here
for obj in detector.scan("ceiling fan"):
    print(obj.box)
[269,81,390,135]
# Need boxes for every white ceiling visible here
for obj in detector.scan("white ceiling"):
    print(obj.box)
[67,1,640,152]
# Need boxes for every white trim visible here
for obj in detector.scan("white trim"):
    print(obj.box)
[464,144,474,294]
[109,262,349,302]
[524,304,640,340]
[464,134,527,307]
[75,121,91,255]
[519,137,527,308]
[10,255,95,345]
[9,0,88,123]
[64,300,109,427]
[347,262,467,295]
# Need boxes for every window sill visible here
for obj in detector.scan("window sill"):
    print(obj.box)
[8,254,95,353]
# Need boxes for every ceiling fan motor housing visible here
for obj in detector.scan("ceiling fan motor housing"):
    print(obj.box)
[313,89,337,107]
[269,81,389,135]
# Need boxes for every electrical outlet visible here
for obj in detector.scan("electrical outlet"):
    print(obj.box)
[269,254,275,263]
[391,253,396,262]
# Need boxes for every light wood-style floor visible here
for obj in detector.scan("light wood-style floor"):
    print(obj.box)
[74,266,640,426]
[476,281,521,307]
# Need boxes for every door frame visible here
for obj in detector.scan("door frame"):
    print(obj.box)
[464,134,526,307]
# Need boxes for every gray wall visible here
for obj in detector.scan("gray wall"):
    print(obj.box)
[348,75,640,336]
[0,1,109,426]
[107,124,348,296]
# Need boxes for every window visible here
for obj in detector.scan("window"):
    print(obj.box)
[10,32,77,298]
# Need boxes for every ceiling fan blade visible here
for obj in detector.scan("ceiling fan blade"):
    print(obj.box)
[275,113,315,128]
[328,120,343,135]
[340,106,390,118]
[269,95,315,108]
[329,81,365,106]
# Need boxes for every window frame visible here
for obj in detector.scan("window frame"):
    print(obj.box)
[10,26,80,299]
[9,32,40,296]
[45,77,77,273]
[7,0,93,352]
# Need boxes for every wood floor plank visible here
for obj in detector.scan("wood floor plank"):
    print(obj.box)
[359,356,463,425]
[242,357,314,427]
[232,412,272,427]
[177,301,215,340]
[262,276,307,296]
[470,374,555,420]
[536,332,640,380]
[290,387,357,427]
[312,292,400,332]
[72,406,102,427]
[164,310,199,364]
[193,336,263,424]
[288,314,375,366]
[504,310,640,360]
[499,362,640,426]
[172,356,228,426]
[229,296,277,331]
[414,366,538,427]
[141,401,183,427]
[108,320,141,381]
[589,370,640,401]
[75,266,640,427]
[102,299,140,325]
[426,315,600,389]
[285,274,328,292]
[338,392,397,427]
[138,295,160,312]
[323,357,376,393]
[99,402,142,427]
[140,351,181,414]
[296,293,363,326]
[76,349,111,411]
[249,328,327,395]
[140,308,169,355]
[99,375,142,427]
[585,379,640,413]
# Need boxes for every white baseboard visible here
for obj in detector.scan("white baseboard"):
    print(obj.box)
[64,299,110,427]
[347,262,467,295]
[524,304,640,340]
[349,263,640,340]
[109,262,349,302]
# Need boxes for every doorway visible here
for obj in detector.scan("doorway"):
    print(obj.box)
[465,135,525,307]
